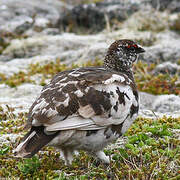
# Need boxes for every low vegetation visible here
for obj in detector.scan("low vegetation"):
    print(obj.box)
[0,108,179,179]
[134,61,180,95]
[0,59,179,179]
[0,59,179,95]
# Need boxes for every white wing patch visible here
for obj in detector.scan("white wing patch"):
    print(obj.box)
[68,69,89,77]
[59,77,68,82]
[33,99,48,112]
[74,90,84,97]
[56,81,78,86]
[103,74,125,84]
[93,83,136,124]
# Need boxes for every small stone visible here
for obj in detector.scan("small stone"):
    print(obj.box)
[153,61,180,75]
[152,94,180,113]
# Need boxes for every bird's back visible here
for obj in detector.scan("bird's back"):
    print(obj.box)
[27,67,138,132]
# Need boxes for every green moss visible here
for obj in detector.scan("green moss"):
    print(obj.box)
[0,107,26,134]
[18,156,40,175]
[82,0,104,4]
[0,114,179,179]
[177,59,180,65]
[0,71,34,88]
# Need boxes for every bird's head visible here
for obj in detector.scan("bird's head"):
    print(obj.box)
[104,39,145,71]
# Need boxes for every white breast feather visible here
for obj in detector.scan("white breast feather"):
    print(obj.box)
[93,83,135,124]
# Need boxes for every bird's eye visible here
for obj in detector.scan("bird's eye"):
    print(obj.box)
[126,45,135,51]
[130,46,135,52]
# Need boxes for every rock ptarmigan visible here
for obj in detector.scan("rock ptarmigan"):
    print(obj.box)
[14,39,145,165]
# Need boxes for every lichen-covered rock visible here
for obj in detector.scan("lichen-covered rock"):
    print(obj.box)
[57,0,180,33]
[0,134,20,144]
[0,83,42,113]
[139,92,180,118]
[0,33,107,62]
[57,0,141,32]
[0,0,70,33]
[0,55,57,75]
[150,0,180,12]
[139,92,156,110]
[140,31,180,63]
[122,10,170,32]
[152,94,180,113]
[170,14,180,32]
[153,61,180,75]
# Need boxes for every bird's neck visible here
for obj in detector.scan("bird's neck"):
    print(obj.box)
[121,68,135,82]
[104,55,135,82]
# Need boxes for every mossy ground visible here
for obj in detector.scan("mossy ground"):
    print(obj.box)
[0,109,179,179]
[0,60,180,179]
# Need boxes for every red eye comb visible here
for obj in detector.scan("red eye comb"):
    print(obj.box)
[133,44,138,48]
[127,44,138,48]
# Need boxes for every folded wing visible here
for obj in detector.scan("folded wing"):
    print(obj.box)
[27,67,138,133]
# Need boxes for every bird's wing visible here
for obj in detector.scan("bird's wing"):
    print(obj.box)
[27,67,138,132]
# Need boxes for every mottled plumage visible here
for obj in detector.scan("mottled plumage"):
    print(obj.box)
[14,39,145,165]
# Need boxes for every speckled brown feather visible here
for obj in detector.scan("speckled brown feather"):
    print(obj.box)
[26,67,135,129]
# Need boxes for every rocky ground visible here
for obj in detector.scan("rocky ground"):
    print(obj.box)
[0,0,180,179]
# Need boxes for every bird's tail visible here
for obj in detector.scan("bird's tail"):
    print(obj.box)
[14,126,58,158]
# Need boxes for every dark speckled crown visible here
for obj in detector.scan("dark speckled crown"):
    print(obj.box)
[104,39,145,72]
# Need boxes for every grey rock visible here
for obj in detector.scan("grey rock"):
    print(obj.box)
[139,92,180,118]
[0,83,42,114]
[0,54,58,76]
[57,0,180,33]
[0,0,70,33]
[153,61,180,75]
[140,31,180,63]
[139,92,156,110]
[41,28,61,35]
[152,94,180,113]
[0,134,20,145]
[1,29,180,65]
[150,0,180,12]
[58,0,141,32]
[1,33,108,63]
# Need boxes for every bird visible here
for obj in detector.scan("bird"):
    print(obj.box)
[14,39,145,165]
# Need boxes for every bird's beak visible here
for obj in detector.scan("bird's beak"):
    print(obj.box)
[136,47,145,54]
